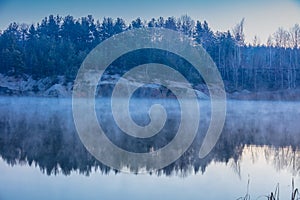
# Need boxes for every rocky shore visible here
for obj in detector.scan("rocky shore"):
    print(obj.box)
[1,73,299,100]
[0,73,210,99]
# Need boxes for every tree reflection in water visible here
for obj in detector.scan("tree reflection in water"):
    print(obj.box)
[0,98,300,176]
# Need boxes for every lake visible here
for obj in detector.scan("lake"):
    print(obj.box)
[0,97,300,200]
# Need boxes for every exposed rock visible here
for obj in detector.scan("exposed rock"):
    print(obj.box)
[0,86,18,95]
[194,90,209,99]
[44,84,70,97]
[36,77,53,92]
[20,77,36,91]
[8,73,300,100]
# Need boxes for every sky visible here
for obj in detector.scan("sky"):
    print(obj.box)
[0,0,299,43]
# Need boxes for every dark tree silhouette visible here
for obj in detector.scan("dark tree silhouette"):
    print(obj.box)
[0,14,299,91]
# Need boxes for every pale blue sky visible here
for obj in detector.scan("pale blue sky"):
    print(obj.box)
[0,0,299,43]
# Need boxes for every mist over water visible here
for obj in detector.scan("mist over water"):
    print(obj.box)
[1,97,300,199]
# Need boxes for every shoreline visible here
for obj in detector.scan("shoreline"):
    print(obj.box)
[1,74,300,101]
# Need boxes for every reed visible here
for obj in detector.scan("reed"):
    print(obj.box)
[291,178,299,200]
[236,178,299,200]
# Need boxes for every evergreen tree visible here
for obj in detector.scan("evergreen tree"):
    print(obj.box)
[131,18,143,29]
[148,18,156,28]
[0,14,299,92]
[0,23,24,75]
[114,18,126,34]
[164,17,177,31]
[100,17,115,40]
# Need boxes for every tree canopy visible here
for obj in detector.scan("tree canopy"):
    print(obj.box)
[0,15,299,91]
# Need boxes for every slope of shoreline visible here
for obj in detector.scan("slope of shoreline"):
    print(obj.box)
[1,73,299,100]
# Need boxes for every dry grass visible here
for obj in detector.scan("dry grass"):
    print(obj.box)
[236,178,299,200]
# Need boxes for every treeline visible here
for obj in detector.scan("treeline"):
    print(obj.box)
[0,15,300,91]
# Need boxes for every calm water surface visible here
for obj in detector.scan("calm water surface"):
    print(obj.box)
[0,97,300,200]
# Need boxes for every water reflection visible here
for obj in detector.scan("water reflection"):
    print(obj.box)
[0,97,300,176]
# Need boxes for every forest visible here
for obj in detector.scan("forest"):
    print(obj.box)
[0,14,300,92]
